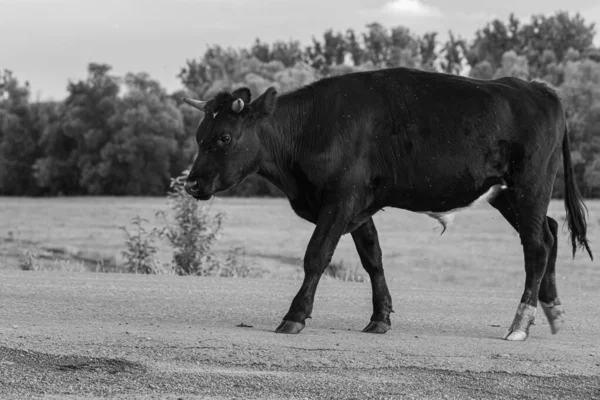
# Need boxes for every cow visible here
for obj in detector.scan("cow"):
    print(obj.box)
[182,67,593,341]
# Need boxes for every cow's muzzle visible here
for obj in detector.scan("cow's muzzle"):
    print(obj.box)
[184,180,213,201]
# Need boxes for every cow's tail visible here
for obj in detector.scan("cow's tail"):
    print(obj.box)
[562,123,593,260]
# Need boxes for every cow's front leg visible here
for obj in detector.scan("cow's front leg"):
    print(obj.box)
[275,203,351,334]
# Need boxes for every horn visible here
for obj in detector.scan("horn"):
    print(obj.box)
[232,98,244,113]
[182,97,208,111]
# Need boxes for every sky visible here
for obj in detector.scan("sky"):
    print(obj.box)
[1,0,600,101]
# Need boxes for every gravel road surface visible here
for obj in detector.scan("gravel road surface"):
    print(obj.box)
[1,271,599,399]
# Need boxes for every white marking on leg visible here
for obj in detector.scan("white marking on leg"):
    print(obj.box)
[505,330,527,341]
[504,302,537,341]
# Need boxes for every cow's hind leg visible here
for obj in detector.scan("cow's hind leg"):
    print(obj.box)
[538,217,564,334]
[489,189,555,341]
[351,218,393,333]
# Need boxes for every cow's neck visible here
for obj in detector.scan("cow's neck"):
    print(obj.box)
[256,91,309,200]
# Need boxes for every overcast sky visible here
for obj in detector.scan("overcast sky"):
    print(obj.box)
[1,0,599,101]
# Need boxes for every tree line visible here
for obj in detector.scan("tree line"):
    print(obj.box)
[1,11,599,198]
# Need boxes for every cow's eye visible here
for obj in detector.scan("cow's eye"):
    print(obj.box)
[218,134,231,145]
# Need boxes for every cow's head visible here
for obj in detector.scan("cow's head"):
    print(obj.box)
[182,87,277,200]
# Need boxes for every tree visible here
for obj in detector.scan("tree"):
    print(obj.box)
[346,29,365,66]
[560,60,600,143]
[363,23,392,67]
[178,46,242,98]
[250,38,271,63]
[388,26,421,68]
[558,59,600,196]
[304,30,348,73]
[465,11,597,84]
[493,50,529,80]
[304,38,327,71]
[322,30,347,66]
[274,62,317,93]
[465,14,522,70]
[5,15,600,198]
[469,61,495,80]
[440,32,466,75]
[270,40,304,67]
[0,70,41,195]
[98,72,186,195]
[520,11,596,80]
[33,101,81,195]
[58,63,121,194]
[420,32,439,71]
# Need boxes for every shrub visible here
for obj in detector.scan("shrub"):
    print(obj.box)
[120,215,165,274]
[118,169,251,276]
[159,170,224,276]
[216,246,252,278]
[18,249,41,271]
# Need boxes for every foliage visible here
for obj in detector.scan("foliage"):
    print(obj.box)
[30,65,190,196]
[100,72,185,195]
[18,249,42,271]
[120,215,165,274]
[119,170,240,276]
[440,32,467,75]
[160,170,224,276]
[0,70,41,195]
[2,11,600,198]
[493,50,530,80]
[217,247,252,278]
[556,59,600,197]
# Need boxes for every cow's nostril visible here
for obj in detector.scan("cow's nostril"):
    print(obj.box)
[184,180,199,194]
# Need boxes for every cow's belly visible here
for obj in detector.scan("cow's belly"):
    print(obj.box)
[288,179,507,234]
[417,183,507,230]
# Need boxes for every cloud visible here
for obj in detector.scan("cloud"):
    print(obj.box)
[451,10,498,22]
[382,0,442,18]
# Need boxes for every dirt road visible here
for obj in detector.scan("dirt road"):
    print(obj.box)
[1,270,599,399]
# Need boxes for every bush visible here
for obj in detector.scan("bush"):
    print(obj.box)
[120,216,165,274]
[18,249,41,271]
[216,247,251,278]
[118,169,252,276]
[159,170,224,275]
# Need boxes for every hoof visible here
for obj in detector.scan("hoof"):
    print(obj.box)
[503,302,536,341]
[275,320,305,334]
[547,317,564,335]
[362,320,391,334]
[503,330,528,341]
[540,301,564,335]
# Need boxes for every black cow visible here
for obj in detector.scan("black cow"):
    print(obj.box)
[182,67,593,341]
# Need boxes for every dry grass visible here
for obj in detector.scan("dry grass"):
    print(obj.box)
[323,260,367,282]
[0,196,598,291]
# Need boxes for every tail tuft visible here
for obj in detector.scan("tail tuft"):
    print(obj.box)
[562,124,593,261]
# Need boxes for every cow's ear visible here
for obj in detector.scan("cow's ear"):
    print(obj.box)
[251,87,278,116]
[232,87,252,104]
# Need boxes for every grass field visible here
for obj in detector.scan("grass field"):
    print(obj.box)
[0,196,598,291]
